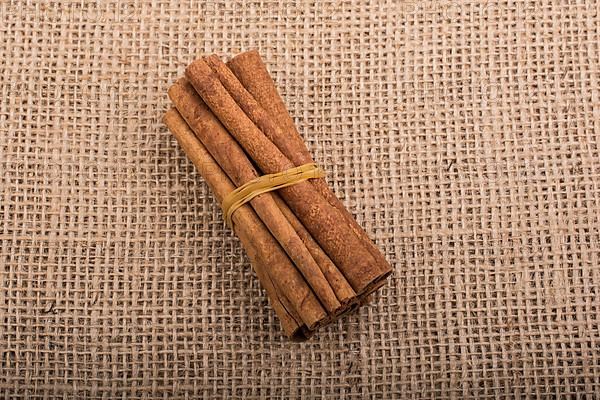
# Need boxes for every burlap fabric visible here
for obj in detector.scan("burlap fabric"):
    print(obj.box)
[1,0,600,398]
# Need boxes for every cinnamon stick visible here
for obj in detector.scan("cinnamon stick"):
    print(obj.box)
[185,58,387,294]
[203,57,356,305]
[226,50,392,281]
[272,194,356,306]
[244,240,306,340]
[164,108,326,333]
[168,79,344,315]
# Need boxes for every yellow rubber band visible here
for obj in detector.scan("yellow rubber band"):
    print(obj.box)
[221,163,325,227]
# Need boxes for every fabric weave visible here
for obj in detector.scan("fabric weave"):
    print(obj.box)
[1,0,600,398]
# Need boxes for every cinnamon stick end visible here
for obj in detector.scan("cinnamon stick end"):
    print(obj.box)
[185,58,216,87]
[228,49,261,67]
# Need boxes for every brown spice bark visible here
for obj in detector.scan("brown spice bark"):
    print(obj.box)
[204,56,356,305]
[272,194,356,306]
[168,79,342,314]
[164,108,326,333]
[185,58,387,294]
[227,50,392,283]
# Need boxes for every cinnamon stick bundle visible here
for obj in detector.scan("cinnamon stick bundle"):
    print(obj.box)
[168,79,347,315]
[185,58,388,294]
[165,51,391,339]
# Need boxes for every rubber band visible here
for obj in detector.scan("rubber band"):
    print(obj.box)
[221,163,325,227]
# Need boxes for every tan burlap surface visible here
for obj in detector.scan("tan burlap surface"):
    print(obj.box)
[2,0,600,398]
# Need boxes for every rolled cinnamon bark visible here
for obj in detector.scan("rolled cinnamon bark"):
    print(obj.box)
[168,79,343,314]
[164,108,326,333]
[244,241,306,340]
[185,58,388,294]
[227,50,392,281]
[272,194,356,306]
[203,57,356,305]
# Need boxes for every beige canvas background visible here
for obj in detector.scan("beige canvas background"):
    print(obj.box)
[1,0,600,398]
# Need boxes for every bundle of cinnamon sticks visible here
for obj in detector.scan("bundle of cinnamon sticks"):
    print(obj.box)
[164,50,392,340]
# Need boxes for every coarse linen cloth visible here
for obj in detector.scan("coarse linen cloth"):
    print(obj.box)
[1,0,600,398]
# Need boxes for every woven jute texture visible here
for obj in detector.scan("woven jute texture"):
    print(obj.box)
[2,0,600,398]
